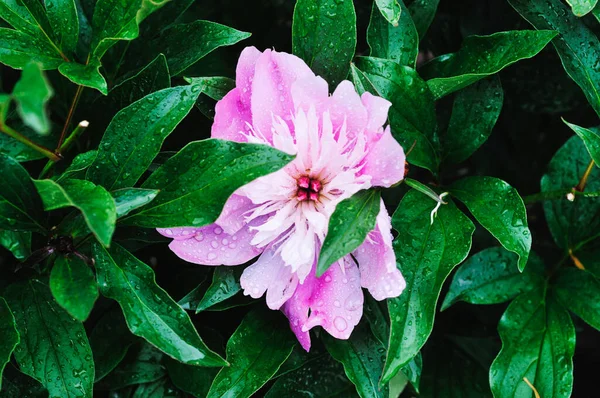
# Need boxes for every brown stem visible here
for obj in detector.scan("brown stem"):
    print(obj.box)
[57,85,84,150]
[0,124,60,161]
[575,160,595,192]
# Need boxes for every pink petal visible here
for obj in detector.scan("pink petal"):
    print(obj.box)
[303,256,364,340]
[240,244,298,310]
[291,75,329,113]
[236,46,262,105]
[281,273,316,351]
[328,80,368,136]
[157,227,201,240]
[251,49,314,142]
[211,88,252,143]
[361,92,391,133]
[353,201,406,300]
[214,194,255,235]
[362,125,406,188]
[168,223,261,266]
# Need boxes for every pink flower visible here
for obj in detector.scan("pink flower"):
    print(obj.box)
[159,47,406,350]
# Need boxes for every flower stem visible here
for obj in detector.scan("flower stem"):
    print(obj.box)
[523,189,600,204]
[0,123,60,161]
[575,159,595,192]
[57,85,84,150]
[39,120,89,179]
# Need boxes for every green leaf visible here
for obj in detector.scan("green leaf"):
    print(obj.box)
[421,30,557,99]
[45,0,79,54]
[355,57,438,173]
[292,0,357,87]
[349,63,379,95]
[443,75,503,164]
[442,248,545,310]
[554,268,600,331]
[55,150,97,182]
[165,357,218,398]
[58,61,107,95]
[490,287,575,398]
[129,21,250,76]
[0,28,64,69]
[184,76,234,100]
[12,62,53,135]
[566,0,598,17]
[508,0,600,116]
[0,230,31,260]
[206,310,296,398]
[92,242,227,367]
[541,136,600,249]
[87,85,201,191]
[49,255,99,321]
[374,0,401,26]
[317,189,381,276]
[383,189,474,383]
[98,343,166,390]
[0,297,19,390]
[195,267,243,313]
[0,123,57,162]
[0,153,44,232]
[563,120,600,166]
[367,1,418,68]
[123,139,294,228]
[112,188,159,218]
[450,176,531,271]
[34,179,117,247]
[406,0,440,38]
[90,307,137,382]
[5,279,94,398]
[323,323,389,398]
[0,365,47,397]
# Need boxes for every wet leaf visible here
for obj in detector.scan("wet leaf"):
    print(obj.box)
[184,76,234,100]
[292,0,357,87]
[45,0,79,54]
[450,176,531,271]
[406,0,440,38]
[58,61,107,95]
[112,188,159,218]
[98,343,165,390]
[554,268,600,331]
[0,230,31,260]
[55,150,97,182]
[0,297,19,390]
[49,255,99,321]
[566,0,598,16]
[194,267,243,313]
[12,62,53,135]
[165,357,218,398]
[0,28,64,70]
[374,0,401,26]
[563,120,600,166]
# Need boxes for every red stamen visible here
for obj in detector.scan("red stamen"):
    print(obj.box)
[298,176,310,189]
[297,190,308,201]
[309,191,319,201]
[310,179,322,192]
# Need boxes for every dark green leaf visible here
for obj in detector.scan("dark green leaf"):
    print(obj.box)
[0,230,31,259]
[54,150,97,182]
[0,28,63,70]
[317,189,381,276]
[383,189,474,383]
[49,255,99,321]
[367,1,418,67]
[355,57,438,172]
[87,85,200,190]
[406,0,440,38]
[45,0,79,54]
[123,139,294,228]
[350,63,379,95]
[442,248,545,310]
[292,0,357,87]
[58,61,107,95]
[563,120,600,166]
[0,153,44,232]
[184,76,234,100]
[206,310,296,398]
[374,0,401,26]
[5,279,94,398]
[541,136,600,249]
[450,176,531,271]
[421,30,556,99]
[165,357,218,398]
[98,343,165,390]
[0,297,19,390]
[92,242,227,367]
[443,75,503,164]
[0,365,47,397]
[490,288,574,398]
[34,179,117,246]
[195,267,242,313]
[12,62,53,135]
[554,268,600,331]
[112,188,159,218]
[323,323,389,398]
[0,94,10,123]
[508,0,600,116]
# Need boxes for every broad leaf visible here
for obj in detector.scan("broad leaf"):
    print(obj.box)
[442,248,545,310]
[206,310,296,398]
[508,0,600,116]
[58,61,107,94]
[194,267,243,313]
[55,150,97,182]
[0,230,31,260]
[375,0,401,26]
[355,57,438,172]
[87,85,201,190]
[0,28,64,70]
[292,0,357,87]
[0,153,45,232]
[184,76,235,100]
[92,242,227,366]
[12,62,53,135]
[46,0,79,54]
[0,364,47,397]
[566,0,598,16]
[554,268,600,331]
[450,176,531,271]
[490,287,575,398]
[165,357,218,398]
[443,75,503,164]
[0,121,57,162]
[563,120,600,166]
[112,188,159,218]
[421,30,556,99]
[323,323,389,398]
[49,255,99,321]
[5,279,94,398]
[317,189,381,276]
[123,139,294,228]
[367,1,418,68]
[0,297,19,390]
[34,178,117,247]
[406,0,440,38]
[383,189,474,383]
[97,343,165,390]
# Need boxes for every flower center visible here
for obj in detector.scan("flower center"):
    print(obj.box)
[296,175,322,201]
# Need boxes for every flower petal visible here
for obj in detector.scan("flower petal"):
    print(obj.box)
[281,273,316,351]
[362,126,406,188]
[214,194,255,235]
[303,256,363,340]
[291,75,329,113]
[157,227,201,240]
[236,46,262,105]
[211,88,252,143]
[328,80,368,135]
[353,201,406,300]
[361,91,391,133]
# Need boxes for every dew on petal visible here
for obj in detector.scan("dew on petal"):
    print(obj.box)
[333,317,347,332]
